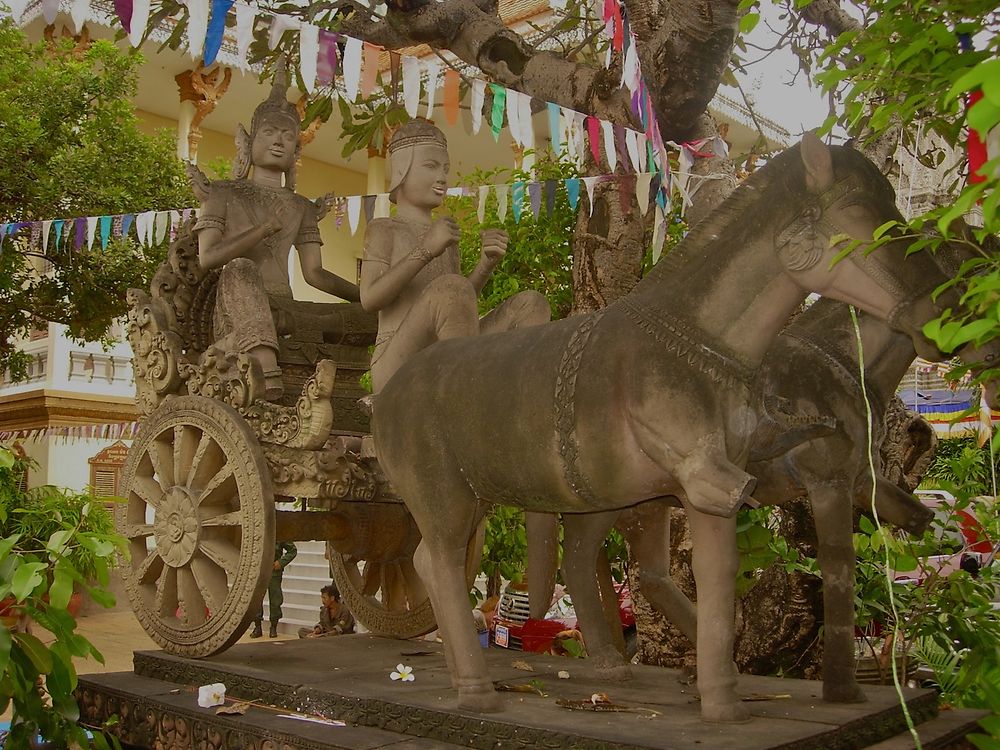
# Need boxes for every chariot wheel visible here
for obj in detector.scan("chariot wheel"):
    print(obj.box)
[327,512,484,639]
[117,395,275,657]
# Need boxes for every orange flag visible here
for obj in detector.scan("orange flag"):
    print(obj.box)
[444,69,460,126]
[361,42,381,98]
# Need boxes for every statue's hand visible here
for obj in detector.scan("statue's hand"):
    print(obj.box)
[261,218,283,236]
[424,217,460,257]
[481,229,508,263]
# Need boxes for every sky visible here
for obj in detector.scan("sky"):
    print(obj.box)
[718,5,837,137]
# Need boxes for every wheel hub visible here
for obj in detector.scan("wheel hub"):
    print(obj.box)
[153,487,200,567]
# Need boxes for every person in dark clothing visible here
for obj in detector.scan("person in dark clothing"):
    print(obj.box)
[251,541,297,638]
[298,584,355,638]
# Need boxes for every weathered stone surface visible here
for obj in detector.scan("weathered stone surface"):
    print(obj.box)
[81,635,945,750]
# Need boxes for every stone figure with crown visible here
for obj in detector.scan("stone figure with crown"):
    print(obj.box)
[360,118,550,393]
[190,61,361,401]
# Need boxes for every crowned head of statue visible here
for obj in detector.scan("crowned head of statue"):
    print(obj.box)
[387,118,450,208]
[234,59,302,188]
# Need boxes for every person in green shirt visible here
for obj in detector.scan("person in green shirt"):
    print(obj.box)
[251,541,297,638]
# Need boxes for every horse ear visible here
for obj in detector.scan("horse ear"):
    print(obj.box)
[801,132,834,193]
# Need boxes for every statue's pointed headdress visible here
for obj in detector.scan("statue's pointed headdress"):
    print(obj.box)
[233,58,302,185]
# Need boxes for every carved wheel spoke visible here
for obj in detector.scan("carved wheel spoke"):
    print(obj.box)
[200,509,242,527]
[327,518,479,639]
[118,396,274,657]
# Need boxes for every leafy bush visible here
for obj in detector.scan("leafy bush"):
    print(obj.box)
[0,445,126,748]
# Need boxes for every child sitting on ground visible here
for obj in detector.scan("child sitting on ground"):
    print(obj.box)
[298,584,355,638]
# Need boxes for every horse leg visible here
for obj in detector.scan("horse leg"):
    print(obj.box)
[410,492,502,713]
[686,506,749,723]
[810,479,866,703]
[617,502,697,643]
[562,511,630,680]
[525,512,560,619]
[630,415,756,516]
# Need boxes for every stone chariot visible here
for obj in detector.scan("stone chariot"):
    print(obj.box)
[117,221,479,657]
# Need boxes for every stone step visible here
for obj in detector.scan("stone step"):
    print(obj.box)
[865,707,991,750]
[114,636,944,750]
[77,670,467,750]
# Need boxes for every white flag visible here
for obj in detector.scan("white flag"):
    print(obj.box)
[495,184,508,222]
[86,217,98,250]
[69,0,90,32]
[347,195,361,235]
[602,120,616,171]
[129,0,151,46]
[402,55,421,118]
[471,79,486,135]
[343,36,363,102]
[477,185,488,225]
[582,176,599,216]
[424,59,441,118]
[235,2,255,67]
[300,23,319,93]
[186,0,210,58]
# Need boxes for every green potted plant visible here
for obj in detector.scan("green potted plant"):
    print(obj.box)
[1,443,126,749]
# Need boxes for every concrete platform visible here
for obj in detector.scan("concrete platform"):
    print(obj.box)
[73,633,973,750]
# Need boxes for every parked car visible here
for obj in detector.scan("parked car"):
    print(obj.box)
[492,581,637,657]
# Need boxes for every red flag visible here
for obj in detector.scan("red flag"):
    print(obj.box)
[968,89,989,184]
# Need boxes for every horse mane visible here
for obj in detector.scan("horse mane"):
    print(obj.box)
[640,143,893,290]
[643,144,808,286]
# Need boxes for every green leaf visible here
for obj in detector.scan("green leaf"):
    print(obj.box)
[0,623,11,675]
[12,632,53,673]
[0,448,13,470]
[45,528,73,557]
[739,12,759,34]
[49,565,74,611]
[10,561,46,602]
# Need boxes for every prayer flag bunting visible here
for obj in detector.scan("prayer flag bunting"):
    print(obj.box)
[586,116,601,165]
[545,179,556,215]
[471,79,486,135]
[547,102,561,155]
[299,22,319,92]
[268,13,297,50]
[402,54,421,117]
[477,185,488,224]
[317,30,339,87]
[70,0,90,32]
[528,181,541,217]
[113,0,133,34]
[361,42,381,98]
[495,184,508,222]
[347,195,361,234]
[235,2,255,66]
[602,120,617,171]
[363,195,376,223]
[582,176,598,216]
[342,36,363,101]
[187,0,210,58]
[202,0,233,61]
[511,181,524,222]
[99,216,112,249]
[489,84,505,142]
[565,178,580,210]
[443,69,460,126]
[424,60,441,118]
[128,0,150,46]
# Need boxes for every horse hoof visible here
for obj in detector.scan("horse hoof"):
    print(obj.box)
[701,701,751,723]
[824,683,866,704]
[458,687,504,713]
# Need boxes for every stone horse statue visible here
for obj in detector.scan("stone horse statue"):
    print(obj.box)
[550,292,1000,712]
[371,135,951,722]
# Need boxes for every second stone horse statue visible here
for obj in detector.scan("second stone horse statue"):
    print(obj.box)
[371,135,951,722]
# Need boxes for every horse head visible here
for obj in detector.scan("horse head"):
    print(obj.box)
[773,133,947,361]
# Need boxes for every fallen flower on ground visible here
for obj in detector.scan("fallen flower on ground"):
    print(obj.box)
[197,683,226,708]
[391,664,415,682]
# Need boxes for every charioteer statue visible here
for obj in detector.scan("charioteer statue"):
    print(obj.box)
[192,61,360,401]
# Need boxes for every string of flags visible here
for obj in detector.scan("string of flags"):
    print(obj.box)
[0,0,676,210]
[0,208,196,253]
[1,171,670,257]
[0,422,141,444]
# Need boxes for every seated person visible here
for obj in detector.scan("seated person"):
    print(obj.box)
[193,63,360,400]
[360,119,551,393]
[298,584,355,638]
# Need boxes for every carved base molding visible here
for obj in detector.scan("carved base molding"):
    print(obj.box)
[82,637,951,750]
